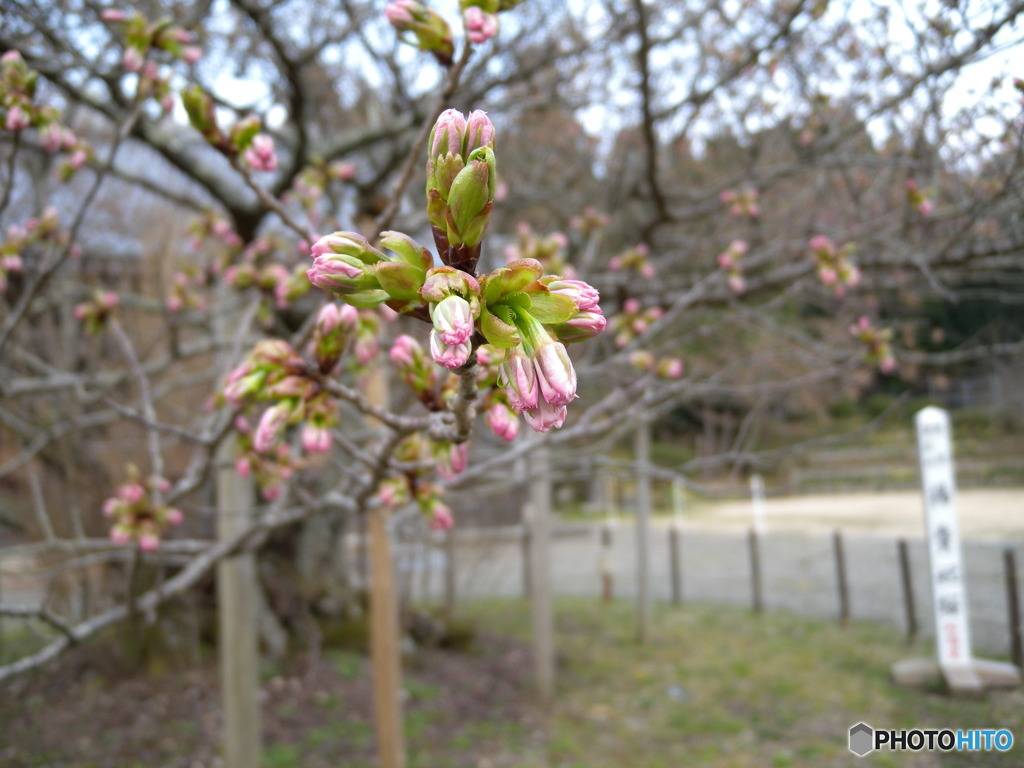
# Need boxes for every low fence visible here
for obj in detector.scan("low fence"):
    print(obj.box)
[388,521,1024,664]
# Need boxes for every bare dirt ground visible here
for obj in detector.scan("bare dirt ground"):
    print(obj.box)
[686,488,1024,540]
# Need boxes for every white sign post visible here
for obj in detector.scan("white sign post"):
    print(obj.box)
[915,407,976,687]
[750,474,766,535]
[892,406,1019,693]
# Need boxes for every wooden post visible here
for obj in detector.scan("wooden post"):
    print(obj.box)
[748,528,763,614]
[1004,548,1023,670]
[517,455,531,600]
[669,526,682,605]
[217,441,261,768]
[529,444,554,700]
[600,522,614,603]
[897,538,917,642]
[443,527,456,619]
[369,507,406,768]
[833,529,850,626]
[634,419,652,644]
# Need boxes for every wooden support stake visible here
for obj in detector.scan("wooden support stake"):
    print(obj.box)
[217,442,260,768]
[748,528,763,614]
[833,529,850,626]
[635,420,652,644]
[444,527,456,620]
[897,538,918,642]
[521,517,532,600]
[600,523,614,603]
[369,507,406,768]
[529,444,554,700]
[669,525,682,605]
[1004,548,1023,670]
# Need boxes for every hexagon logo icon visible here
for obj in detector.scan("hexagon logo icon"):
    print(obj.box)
[849,722,874,757]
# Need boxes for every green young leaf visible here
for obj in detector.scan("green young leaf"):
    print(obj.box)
[374,261,426,302]
[480,304,521,348]
[524,291,576,324]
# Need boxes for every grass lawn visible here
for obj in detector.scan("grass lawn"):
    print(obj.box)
[441,599,1023,768]
[2,599,1021,767]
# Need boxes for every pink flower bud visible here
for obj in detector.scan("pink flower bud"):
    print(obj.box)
[431,295,474,345]
[623,298,640,314]
[69,149,87,170]
[165,508,184,526]
[2,255,21,272]
[499,346,538,411]
[138,532,161,551]
[102,498,118,517]
[659,358,684,380]
[533,341,577,406]
[390,334,420,368]
[464,7,499,44]
[122,483,145,503]
[429,330,471,369]
[262,484,282,502]
[429,504,454,531]
[464,110,495,153]
[430,108,467,159]
[546,279,600,312]
[122,46,144,72]
[5,105,29,132]
[486,402,518,441]
[254,404,289,454]
[40,123,62,153]
[809,235,832,253]
[236,457,252,478]
[728,274,745,294]
[880,356,896,374]
[301,423,332,453]
[101,9,126,21]
[523,399,567,433]
[110,526,132,544]
[918,199,933,217]
[244,133,277,171]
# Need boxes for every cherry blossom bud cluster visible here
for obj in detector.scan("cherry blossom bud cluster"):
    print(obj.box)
[628,351,683,380]
[611,298,663,348]
[904,180,934,217]
[102,466,183,551]
[1,51,93,181]
[384,1,455,65]
[434,441,469,480]
[717,239,748,294]
[244,134,278,172]
[503,221,574,277]
[74,290,119,335]
[221,338,339,460]
[570,206,611,238]
[313,302,359,373]
[189,212,243,250]
[849,316,896,374]
[232,416,298,502]
[460,1,500,44]
[390,334,439,402]
[377,439,456,529]
[426,109,497,261]
[809,235,860,298]
[103,9,203,74]
[719,187,761,218]
[0,212,72,292]
[608,243,655,279]
[166,268,208,313]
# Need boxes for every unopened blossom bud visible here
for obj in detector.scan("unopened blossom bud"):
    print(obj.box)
[244,134,278,171]
[123,46,144,72]
[182,46,203,64]
[486,401,518,441]
[728,274,745,294]
[301,423,332,453]
[390,334,419,368]
[236,457,252,478]
[431,294,475,345]
[429,330,471,369]
[254,404,289,453]
[523,399,567,433]
[498,345,538,411]
[543,278,600,312]
[165,508,184,526]
[385,0,417,26]
[809,235,833,253]
[139,532,160,552]
[437,442,469,480]
[658,358,684,380]
[533,341,577,406]
[110,526,132,544]
[5,105,29,132]
[463,110,495,154]
[464,6,499,43]
[429,108,467,159]
[429,504,454,531]
[101,9,126,21]
[315,302,344,335]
